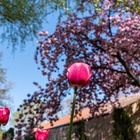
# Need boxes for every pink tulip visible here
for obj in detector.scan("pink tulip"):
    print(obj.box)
[67,62,92,88]
[35,129,49,140]
[0,107,10,125]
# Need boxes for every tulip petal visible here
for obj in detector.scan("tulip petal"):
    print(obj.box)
[67,62,92,88]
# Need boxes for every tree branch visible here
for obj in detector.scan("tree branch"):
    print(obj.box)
[117,51,140,87]
[92,65,126,74]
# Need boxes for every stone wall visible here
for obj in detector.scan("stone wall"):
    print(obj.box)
[48,114,112,140]
[48,100,140,140]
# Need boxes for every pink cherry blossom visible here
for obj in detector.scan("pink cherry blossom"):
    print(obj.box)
[38,31,48,36]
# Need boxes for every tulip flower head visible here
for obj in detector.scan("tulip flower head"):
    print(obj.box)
[0,107,10,125]
[67,62,92,88]
[35,129,49,140]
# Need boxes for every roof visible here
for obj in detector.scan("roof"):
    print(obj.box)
[38,94,140,130]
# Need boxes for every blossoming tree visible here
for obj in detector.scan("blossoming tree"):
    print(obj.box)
[14,0,140,139]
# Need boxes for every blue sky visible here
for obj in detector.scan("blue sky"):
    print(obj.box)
[0,10,77,130]
[1,12,59,112]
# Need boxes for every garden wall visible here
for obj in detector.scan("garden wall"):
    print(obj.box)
[47,98,140,140]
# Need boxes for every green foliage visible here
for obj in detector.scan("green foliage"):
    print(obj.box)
[0,53,10,106]
[1,0,140,49]
[113,0,140,14]
[3,128,14,140]
[0,128,14,140]
[112,108,136,140]
[76,121,87,140]
[0,130,4,139]
[24,135,35,140]
[0,0,90,49]
[0,0,48,48]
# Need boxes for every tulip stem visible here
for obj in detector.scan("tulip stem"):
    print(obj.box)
[68,87,77,140]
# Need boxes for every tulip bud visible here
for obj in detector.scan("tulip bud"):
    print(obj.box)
[67,62,92,88]
[35,129,49,140]
[0,107,10,125]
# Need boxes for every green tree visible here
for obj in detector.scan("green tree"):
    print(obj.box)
[2,0,140,49]
[112,108,136,140]
[0,53,11,106]
[0,0,86,49]
[76,121,87,140]
[2,128,14,140]
[113,0,140,14]
[0,0,47,49]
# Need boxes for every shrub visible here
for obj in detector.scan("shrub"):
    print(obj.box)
[112,108,136,140]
